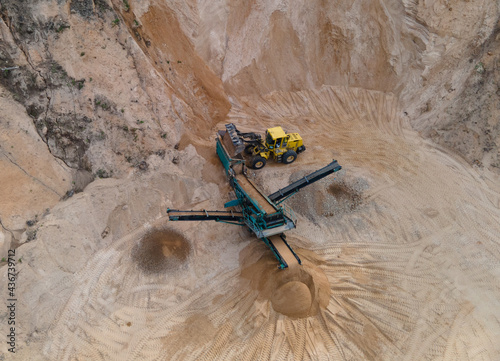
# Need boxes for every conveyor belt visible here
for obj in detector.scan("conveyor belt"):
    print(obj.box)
[268,160,342,203]
[235,174,277,215]
[167,209,244,222]
[267,234,300,269]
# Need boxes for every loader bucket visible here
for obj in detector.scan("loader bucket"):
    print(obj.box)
[223,123,246,156]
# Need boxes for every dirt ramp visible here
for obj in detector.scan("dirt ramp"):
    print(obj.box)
[241,242,330,318]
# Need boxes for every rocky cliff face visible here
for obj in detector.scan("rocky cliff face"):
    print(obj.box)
[1,0,500,360]
[0,0,228,248]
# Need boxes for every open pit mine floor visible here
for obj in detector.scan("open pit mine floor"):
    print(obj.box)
[39,87,500,361]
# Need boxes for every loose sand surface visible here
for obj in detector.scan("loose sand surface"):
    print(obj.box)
[39,87,500,360]
[1,0,499,360]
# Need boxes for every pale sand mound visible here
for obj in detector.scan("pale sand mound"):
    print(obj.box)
[271,281,311,318]
[241,242,330,319]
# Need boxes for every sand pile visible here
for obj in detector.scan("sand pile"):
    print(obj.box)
[132,228,191,274]
[240,242,330,318]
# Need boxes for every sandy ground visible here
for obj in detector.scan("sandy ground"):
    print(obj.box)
[1,0,500,360]
[27,87,500,361]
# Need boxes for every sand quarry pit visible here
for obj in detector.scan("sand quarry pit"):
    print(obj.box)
[1,0,500,360]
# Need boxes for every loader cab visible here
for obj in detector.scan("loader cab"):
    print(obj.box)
[266,127,289,150]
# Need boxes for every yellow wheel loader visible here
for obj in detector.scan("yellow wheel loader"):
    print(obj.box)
[224,123,306,169]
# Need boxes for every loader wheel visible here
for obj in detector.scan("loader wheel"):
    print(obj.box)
[251,156,267,169]
[283,150,297,164]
